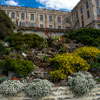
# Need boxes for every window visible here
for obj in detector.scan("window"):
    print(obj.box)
[58,16,61,23]
[30,23,35,27]
[49,25,52,29]
[81,15,84,20]
[40,24,43,28]
[87,10,90,18]
[11,12,15,19]
[97,8,100,15]
[21,13,25,20]
[40,15,43,21]
[20,22,26,26]
[58,26,61,29]
[49,16,53,22]
[86,1,89,9]
[30,14,34,20]
[98,24,100,29]
[80,8,83,14]
[66,27,71,30]
[66,18,70,23]
[96,0,99,6]
[82,21,84,27]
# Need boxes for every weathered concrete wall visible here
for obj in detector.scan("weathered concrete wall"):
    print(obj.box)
[21,30,64,38]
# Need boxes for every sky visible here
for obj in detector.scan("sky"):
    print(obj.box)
[0,0,80,11]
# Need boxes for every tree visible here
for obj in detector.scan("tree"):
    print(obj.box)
[0,9,13,39]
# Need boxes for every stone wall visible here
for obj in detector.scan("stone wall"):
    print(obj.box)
[0,85,100,100]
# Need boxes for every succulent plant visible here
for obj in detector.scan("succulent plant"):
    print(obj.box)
[25,79,54,98]
[68,71,96,96]
[0,80,24,95]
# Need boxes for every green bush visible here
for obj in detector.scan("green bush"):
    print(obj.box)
[65,28,100,46]
[0,9,13,39]
[73,46,100,62]
[68,71,96,96]
[5,33,44,50]
[49,53,90,81]
[0,55,34,76]
[0,43,7,56]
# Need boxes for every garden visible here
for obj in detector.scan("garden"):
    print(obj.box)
[0,9,100,100]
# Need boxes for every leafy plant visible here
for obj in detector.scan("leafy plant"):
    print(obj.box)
[49,53,90,81]
[0,80,24,95]
[25,79,54,98]
[41,55,48,62]
[68,71,96,96]
[39,40,48,50]
[0,55,34,76]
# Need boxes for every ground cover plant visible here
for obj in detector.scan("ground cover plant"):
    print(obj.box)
[68,71,96,96]
[25,79,54,98]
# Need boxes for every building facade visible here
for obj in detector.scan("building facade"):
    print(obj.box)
[0,5,71,30]
[0,0,100,30]
[71,0,100,30]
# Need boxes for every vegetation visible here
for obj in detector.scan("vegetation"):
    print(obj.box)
[25,79,53,98]
[5,33,44,50]
[0,9,13,39]
[64,28,100,46]
[0,80,24,95]
[0,55,34,76]
[73,46,100,62]
[49,53,90,81]
[68,71,96,96]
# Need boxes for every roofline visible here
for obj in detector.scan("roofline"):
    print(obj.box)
[0,5,71,13]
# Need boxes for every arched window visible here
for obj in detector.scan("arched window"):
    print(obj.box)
[11,12,15,19]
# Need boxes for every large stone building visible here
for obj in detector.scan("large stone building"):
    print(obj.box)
[0,0,100,31]
[71,0,100,30]
[0,5,71,30]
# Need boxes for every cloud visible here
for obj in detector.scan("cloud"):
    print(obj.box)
[36,0,80,10]
[5,0,19,6]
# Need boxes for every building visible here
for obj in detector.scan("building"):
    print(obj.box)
[0,0,100,31]
[0,5,71,30]
[71,0,100,30]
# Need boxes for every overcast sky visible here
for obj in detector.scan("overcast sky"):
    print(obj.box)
[0,0,80,11]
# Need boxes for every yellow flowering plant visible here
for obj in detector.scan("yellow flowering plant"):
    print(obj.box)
[49,53,90,81]
[73,46,100,62]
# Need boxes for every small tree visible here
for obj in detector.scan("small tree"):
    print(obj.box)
[0,9,13,39]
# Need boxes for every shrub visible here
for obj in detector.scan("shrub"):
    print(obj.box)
[90,61,100,74]
[73,46,100,62]
[49,53,90,81]
[65,28,100,46]
[0,43,7,56]
[25,79,54,98]
[0,55,34,76]
[6,33,44,50]
[0,9,13,39]
[68,71,96,96]
[0,80,24,95]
